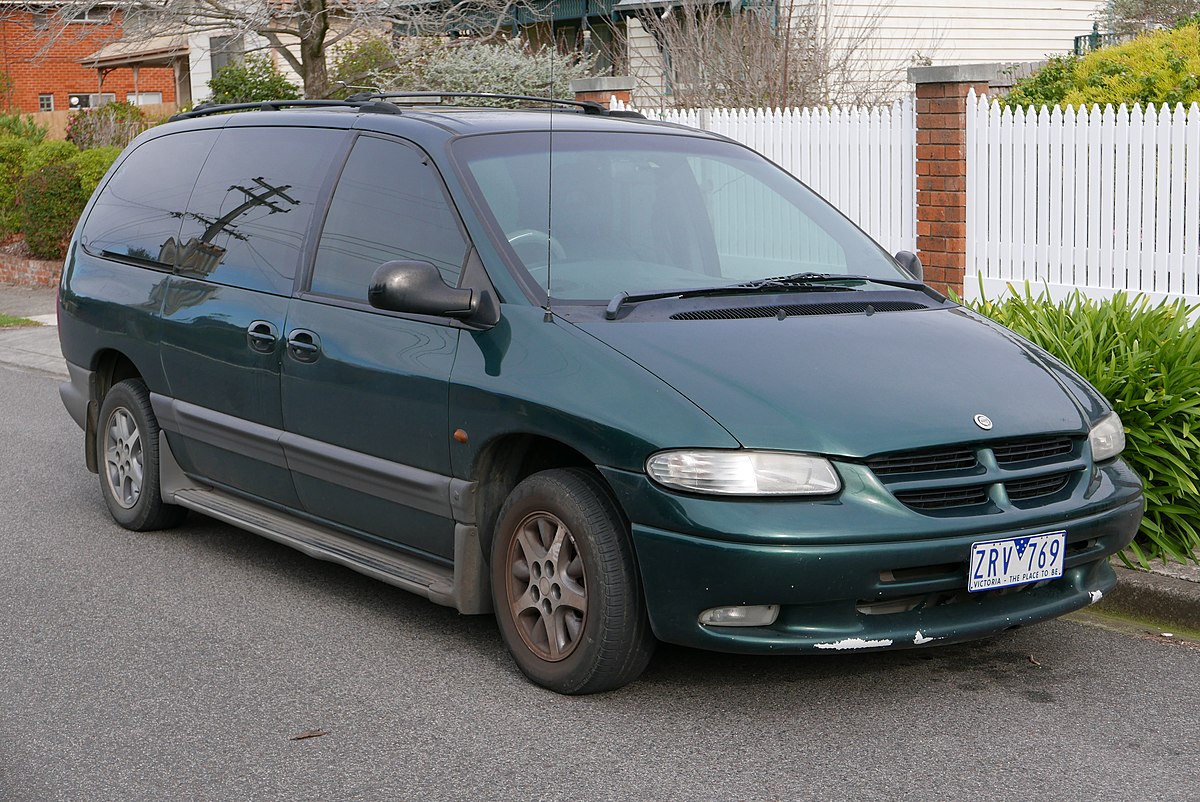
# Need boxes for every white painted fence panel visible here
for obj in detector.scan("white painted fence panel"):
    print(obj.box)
[610,98,918,255]
[967,91,1200,306]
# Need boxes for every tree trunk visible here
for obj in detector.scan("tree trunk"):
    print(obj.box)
[296,0,330,98]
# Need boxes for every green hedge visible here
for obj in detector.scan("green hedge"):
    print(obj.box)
[20,162,89,259]
[0,117,125,259]
[1004,22,1200,108]
[968,286,1200,565]
[15,144,120,260]
[0,135,32,238]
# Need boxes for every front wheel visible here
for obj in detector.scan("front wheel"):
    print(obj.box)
[96,379,186,531]
[491,469,655,694]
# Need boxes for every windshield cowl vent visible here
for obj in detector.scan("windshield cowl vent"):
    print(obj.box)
[669,301,926,321]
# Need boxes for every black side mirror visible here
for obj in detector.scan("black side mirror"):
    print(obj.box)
[369,260,476,319]
[894,250,923,282]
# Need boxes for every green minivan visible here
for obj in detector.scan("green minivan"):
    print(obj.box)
[58,95,1143,693]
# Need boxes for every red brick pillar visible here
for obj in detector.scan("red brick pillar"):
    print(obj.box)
[570,77,634,108]
[908,64,1013,297]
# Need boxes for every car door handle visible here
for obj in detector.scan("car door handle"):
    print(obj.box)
[286,329,321,363]
[246,320,278,353]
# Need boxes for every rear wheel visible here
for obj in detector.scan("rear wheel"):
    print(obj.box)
[97,379,186,531]
[491,468,655,694]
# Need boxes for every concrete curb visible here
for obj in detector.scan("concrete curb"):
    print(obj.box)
[1100,562,1200,633]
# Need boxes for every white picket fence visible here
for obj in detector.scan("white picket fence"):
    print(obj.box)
[614,98,918,255]
[966,90,1200,305]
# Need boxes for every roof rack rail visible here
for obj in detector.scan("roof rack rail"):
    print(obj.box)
[167,93,646,122]
[344,91,645,118]
[168,99,401,121]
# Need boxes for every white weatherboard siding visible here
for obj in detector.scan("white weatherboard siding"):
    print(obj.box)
[834,0,1106,71]
[626,18,668,108]
[626,0,1106,105]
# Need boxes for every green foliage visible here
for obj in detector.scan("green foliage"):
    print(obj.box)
[0,135,32,237]
[329,36,409,97]
[1003,56,1082,108]
[207,55,301,103]
[968,285,1200,565]
[339,38,597,103]
[0,113,47,142]
[22,139,79,174]
[0,313,37,328]
[66,102,147,149]
[71,145,122,193]
[1005,22,1200,107]
[0,134,116,256]
[19,161,88,259]
[413,42,595,101]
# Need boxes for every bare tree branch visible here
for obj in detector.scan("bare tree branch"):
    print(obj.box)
[29,0,529,99]
[633,0,919,109]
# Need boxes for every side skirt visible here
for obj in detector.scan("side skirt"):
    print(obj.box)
[158,432,492,614]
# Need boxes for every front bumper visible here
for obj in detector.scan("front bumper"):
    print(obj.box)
[602,461,1143,653]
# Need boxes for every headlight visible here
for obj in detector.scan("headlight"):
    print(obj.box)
[645,449,841,496]
[1089,412,1125,461]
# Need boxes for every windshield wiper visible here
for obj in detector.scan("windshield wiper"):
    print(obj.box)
[740,273,931,292]
[604,280,849,320]
[604,274,942,320]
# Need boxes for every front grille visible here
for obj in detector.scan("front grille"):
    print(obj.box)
[669,301,925,321]
[868,436,1082,513]
[895,485,989,510]
[1006,472,1071,501]
[867,446,977,476]
[993,437,1073,464]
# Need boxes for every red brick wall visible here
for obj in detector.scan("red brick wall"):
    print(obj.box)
[0,251,59,286]
[574,89,631,106]
[0,9,175,114]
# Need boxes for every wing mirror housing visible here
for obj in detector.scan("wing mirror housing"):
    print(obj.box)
[894,250,923,282]
[369,260,477,319]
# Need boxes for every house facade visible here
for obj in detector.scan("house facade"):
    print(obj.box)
[0,3,176,113]
[619,0,1107,106]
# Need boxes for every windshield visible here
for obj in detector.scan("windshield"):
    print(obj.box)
[453,130,905,301]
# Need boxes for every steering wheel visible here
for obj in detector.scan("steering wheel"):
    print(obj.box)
[506,229,567,263]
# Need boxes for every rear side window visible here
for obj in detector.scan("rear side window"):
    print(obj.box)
[177,127,344,295]
[80,131,217,266]
[310,135,468,301]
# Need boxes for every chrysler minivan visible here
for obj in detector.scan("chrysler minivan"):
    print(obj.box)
[58,94,1143,693]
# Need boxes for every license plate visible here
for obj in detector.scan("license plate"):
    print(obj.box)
[968,531,1066,592]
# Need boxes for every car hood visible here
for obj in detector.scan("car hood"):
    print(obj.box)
[573,306,1090,458]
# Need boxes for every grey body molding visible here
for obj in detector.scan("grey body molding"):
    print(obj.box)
[151,399,490,614]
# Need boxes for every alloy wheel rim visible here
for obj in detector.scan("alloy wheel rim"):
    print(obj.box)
[506,512,588,662]
[103,407,143,509]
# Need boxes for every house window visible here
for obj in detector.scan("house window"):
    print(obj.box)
[32,8,109,27]
[68,8,110,23]
[127,92,162,106]
[68,93,116,109]
[38,94,54,112]
[209,35,244,75]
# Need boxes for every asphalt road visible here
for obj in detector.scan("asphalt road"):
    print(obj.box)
[3,365,1199,802]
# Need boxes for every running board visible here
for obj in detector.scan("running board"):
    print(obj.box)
[172,486,459,608]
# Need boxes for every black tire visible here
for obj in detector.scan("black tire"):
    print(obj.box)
[96,379,186,531]
[491,468,656,694]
